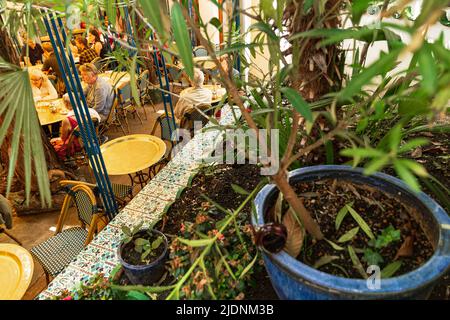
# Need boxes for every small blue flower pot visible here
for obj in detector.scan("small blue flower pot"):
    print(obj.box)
[118,229,169,285]
[252,165,450,299]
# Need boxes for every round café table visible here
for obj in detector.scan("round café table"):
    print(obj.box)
[0,243,34,300]
[99,134,166,189]
[35,99,68,126]
[180,84,227,105]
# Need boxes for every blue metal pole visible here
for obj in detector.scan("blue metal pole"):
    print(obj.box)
[42,9,118,218]
[150,33,177,140]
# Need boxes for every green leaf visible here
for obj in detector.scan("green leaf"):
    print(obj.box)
[139,0,165,38]
[364,155,390,175]
[339,49,400,102]
[134,238,148,246]
[130,55,141,108]
[248,21,278,41]
[388,125,402,152]
[335,203,350,231]
[231,184,250,195]
[346,205,375,240]
[303,0,314,14]
[363,248,384,266]
[238,253,259,280]
[340,148,385,158]
[313,255,340,269]
[348,245,368,279]
[171,3,194,79]
[352,0,373,24]
[397,159,428,177]
[280,87,313,122]
[418,44,437,95]
[126,290,150,300]
[398,138,428,153]
[381,261,402,278]
[393,159,421,192]
[325,239,345,251]
[151,236,164,249]
[337,227,360,243]
[208,17,222,32]
[177,237,214,247]
[370,225,401,249]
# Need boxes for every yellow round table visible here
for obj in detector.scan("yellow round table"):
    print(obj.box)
[35,99,69,126]
[100,134,166,188]
[0,244,34,300]
[180,84,227,105]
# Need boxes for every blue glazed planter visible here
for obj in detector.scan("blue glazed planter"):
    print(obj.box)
[118,229,169,285]
[252,165,450,300]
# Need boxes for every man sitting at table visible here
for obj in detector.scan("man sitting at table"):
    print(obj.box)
[20,35,44,66]
[75,36,98,65]
[174,68,212,125]
[79,63,114,122]
[29,69,58,101]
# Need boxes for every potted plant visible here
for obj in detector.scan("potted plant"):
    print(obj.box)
[118,222,169,286]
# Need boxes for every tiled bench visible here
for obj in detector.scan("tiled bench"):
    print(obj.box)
[37,104,239,299]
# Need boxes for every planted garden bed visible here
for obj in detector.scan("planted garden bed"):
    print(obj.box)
[156,163,278,300]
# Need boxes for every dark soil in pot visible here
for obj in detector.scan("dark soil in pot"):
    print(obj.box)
[155,163,279,300]
[268,178,434,279]
[121,231,166,266]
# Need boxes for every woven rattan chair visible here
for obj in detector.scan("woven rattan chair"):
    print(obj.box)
[30,183,105,283]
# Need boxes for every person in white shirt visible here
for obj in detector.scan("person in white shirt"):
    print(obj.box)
[29,69,58,101]
[174,68,212,124]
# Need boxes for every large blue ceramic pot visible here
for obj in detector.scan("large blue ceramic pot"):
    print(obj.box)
[118,229,169,285]
[252,165,450,299]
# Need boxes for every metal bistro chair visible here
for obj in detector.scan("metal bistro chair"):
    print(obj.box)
[30,183,105,283]
[193,46,208,57]
[98,93,127,137]
[58,180,133,211]
[166,64,190,94]
[181,103,213,136]
[117,82,143,134]
[137,69,156,117]
[150,112,179,176]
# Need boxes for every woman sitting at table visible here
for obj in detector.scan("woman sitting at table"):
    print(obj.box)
[174,68,212,125]
[29,69,58,101]
[51,94,101,160]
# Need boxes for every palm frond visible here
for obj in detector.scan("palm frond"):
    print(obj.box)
[0,58,51,207]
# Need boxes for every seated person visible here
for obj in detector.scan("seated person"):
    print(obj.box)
[20,35,44,66]
[174,68,212,125]
[79,63,114,122]
[209,54,240,81]
[88,28,106,58]
[75,36,98,65]
[29,69,58,101]
[51,94,101,160]
[41,42,65,96]
[42,42,62,79]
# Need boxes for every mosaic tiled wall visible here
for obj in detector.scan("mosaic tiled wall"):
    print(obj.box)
[37,105,240,299]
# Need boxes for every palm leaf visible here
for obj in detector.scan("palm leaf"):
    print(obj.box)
[0,60,51,206]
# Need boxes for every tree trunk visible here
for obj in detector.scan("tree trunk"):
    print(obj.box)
[284,0,343,102]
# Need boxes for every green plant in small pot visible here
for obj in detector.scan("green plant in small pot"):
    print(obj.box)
[118,222,169,285]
